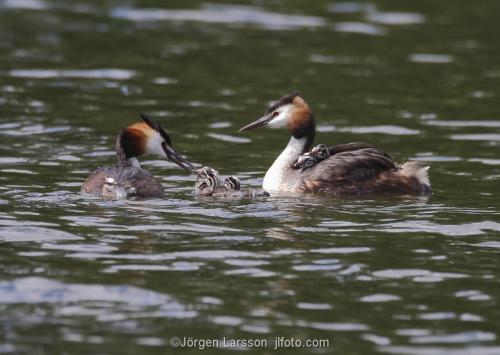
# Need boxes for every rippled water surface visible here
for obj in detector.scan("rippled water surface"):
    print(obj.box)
[1,0,500,354]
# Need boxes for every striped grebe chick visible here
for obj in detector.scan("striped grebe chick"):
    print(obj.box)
[192,167,268,198]
[163,152,268,198]
[193,167,241,196]
[292,152,317,172]
[293,144,331,171]
[240,92,431,195]
[310,144,331,160]
[81,114,189,199]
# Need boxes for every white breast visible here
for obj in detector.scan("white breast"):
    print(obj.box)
[262,137,307,192]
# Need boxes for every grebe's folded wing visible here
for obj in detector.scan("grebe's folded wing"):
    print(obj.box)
[81,167,108,194]
[113,167,165,198]
[327,142,391,158]
[297,147,397,192]
[128,177,164,198]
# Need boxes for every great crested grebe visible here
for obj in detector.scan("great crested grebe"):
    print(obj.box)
[240,92,431,195]
[81,114,190,198]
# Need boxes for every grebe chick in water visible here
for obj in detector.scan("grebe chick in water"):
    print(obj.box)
[163,152,268,198]
[191,167,268,198]
[81,114,190,199]
[240,92,431,195]
[193,167,241,196]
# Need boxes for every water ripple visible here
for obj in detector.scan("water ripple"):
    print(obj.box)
[368,12,425,25]
[410,331,495,344]
[451,134,500,141]
[0,226,82,242]
[111,4,326,30]
[104,262,201,273]
[360,294,402,303]
[378,221,500,236]
[0,277,172,306]
[0,0,47,10]
[9,69,135,80]
[339,125,420,135]
[295,320,369,331]
[372,269,468,281]
[333,22,385,36]
[311,247,372,254]
[207,133,251,143]
[425,120,500,128]
[410,54,454,64]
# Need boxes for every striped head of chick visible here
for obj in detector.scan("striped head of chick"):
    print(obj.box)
[193,167,221,195]
[293,152,317,172]
[311,144,331,160]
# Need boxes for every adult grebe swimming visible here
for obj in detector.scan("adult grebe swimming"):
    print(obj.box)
[240,92,431,195]
[81,114,190,198]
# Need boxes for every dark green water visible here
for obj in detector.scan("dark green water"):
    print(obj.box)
[1,0,500,354]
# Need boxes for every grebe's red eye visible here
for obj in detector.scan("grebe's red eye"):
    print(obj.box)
[272,111,279,118]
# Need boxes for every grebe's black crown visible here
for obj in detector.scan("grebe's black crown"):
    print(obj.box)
[266,91,301,113]
[138,113,195,173]
[140,113,173,147]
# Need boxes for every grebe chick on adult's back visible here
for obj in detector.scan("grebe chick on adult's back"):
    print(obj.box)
[81,115,189,199]
[240,92,431,195]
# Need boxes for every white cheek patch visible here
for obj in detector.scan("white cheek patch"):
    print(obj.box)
[267,104,292,129]
[146,131,165,156]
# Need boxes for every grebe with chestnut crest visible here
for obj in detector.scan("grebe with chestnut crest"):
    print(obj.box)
[240,92,431,195]
[81,114,192,199]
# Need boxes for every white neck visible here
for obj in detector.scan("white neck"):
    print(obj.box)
[262,136,308,192]
[128,157,141,168]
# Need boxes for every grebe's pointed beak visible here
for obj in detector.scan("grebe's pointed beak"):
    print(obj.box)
[140,113,195,173]
[239,113,273,132]
[161,143,195,174]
